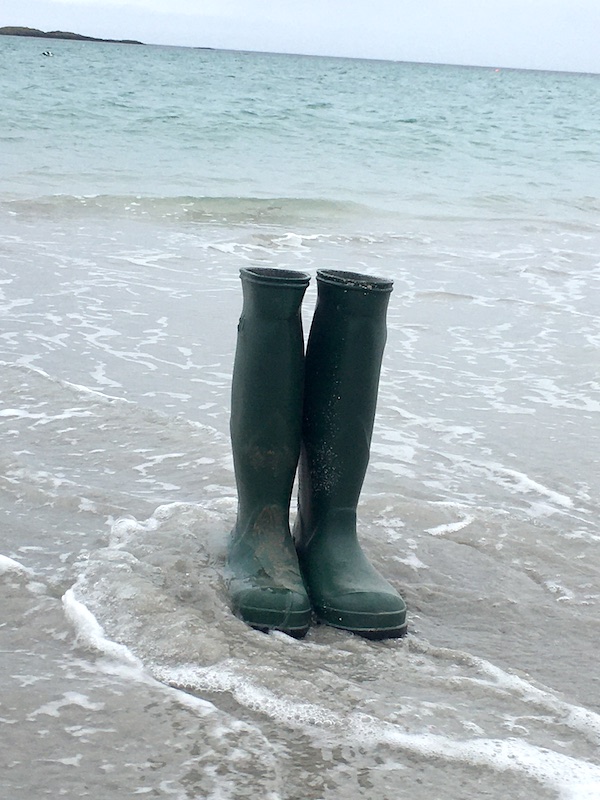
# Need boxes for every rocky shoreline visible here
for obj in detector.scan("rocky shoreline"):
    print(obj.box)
[0,26,144,45]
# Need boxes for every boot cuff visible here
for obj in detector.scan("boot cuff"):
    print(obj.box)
[241,267,310,288]
[317,270,393,293]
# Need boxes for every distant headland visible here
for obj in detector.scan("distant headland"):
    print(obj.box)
[0,26,144,45]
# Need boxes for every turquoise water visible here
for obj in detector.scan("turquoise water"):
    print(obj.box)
[2,35,599,219]
[1,35,600,799]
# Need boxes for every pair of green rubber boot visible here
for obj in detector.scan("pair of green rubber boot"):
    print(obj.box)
[227,267,407,640]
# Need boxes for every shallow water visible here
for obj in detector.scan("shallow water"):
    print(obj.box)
[1,35,600,799]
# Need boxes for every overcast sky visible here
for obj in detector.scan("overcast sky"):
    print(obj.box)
[3,0,600,74]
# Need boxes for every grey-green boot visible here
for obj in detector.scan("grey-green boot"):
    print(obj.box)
[294,270,407,639]
[228,267,312,638]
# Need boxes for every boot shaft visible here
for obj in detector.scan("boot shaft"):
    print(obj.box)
[231,267,310,517]
[231,267,310,429]
[299,270,393,521]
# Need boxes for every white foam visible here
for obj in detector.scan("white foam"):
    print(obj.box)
[489,466,573,508]
[90,363,122,389]
[156,663,600,800]
[447,455,574,509]
[393,552,429,570]
[0,297,34,312]
[133,452,187,477]
[28,692,105,719]
[62,588,143,668]
[410,640,600,745]
[0,407,95,425]
[0,554,32,576]
[107,512,163,546]
[388,405,480,443]
[54,755,83,767]
[153,664,340,728]
[368,730,600,800]
[426,514,475,536]
[62,586,216,717]
[526,378,600,413]
[371,441,417,463]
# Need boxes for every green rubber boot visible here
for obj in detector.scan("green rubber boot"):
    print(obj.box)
[228,267,312,638]
[294,270,407,639]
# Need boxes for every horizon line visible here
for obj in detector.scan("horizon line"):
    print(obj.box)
[1,25,599,77]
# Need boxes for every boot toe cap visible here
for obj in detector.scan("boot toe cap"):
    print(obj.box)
[315,590,407,639]
[233,587,312,637]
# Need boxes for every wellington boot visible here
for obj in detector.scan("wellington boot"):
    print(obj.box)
[228,267,312,638]
[294,270,407,639]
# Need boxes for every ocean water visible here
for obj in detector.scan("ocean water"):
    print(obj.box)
[1,34,600,799]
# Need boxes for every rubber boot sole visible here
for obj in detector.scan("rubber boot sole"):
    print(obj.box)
[313,601,408,640]
[231,583,312,639]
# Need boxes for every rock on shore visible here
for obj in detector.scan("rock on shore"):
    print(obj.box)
[0,26,144,45]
